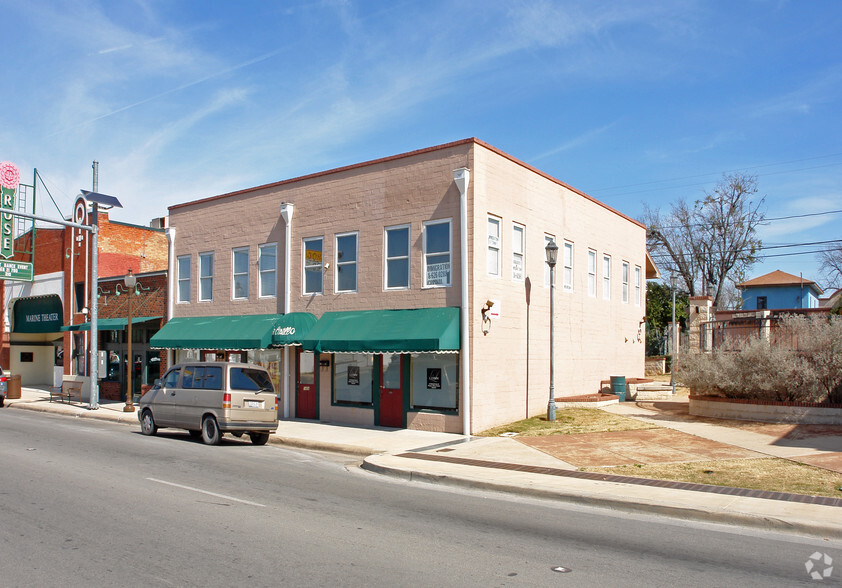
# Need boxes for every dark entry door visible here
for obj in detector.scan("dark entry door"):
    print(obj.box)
[296,350,317,419]
[379,354,403,427]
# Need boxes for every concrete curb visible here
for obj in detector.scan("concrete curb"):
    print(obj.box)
[269,436,375,458]
[361,456,842,540]
[7,400,141,424]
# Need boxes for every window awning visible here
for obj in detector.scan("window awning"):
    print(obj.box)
[301,307,460,354]
[12,294,63,333]
[61,316,162,332]
[150,313,316,350]
[271,312,318,346]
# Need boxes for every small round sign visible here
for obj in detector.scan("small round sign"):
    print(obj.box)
[73,197,87,224]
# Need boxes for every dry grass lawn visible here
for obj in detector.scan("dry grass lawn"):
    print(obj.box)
[478,408,659,437]
[580,458,842,499]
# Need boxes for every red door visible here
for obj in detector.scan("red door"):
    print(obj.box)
[379,354,403,428]
[296,350,317,419]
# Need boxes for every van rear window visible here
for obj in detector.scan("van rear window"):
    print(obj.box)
[230,368,273,392]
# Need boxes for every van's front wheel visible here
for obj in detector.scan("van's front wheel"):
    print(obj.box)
[201,416,221,445]
[249,432,270,446]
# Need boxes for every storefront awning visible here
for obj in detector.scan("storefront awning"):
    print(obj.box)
[13,294,63,333]
[301,307,460,354]
[150,313,316,350]
[271,312,318,346]
[61,316,162,332]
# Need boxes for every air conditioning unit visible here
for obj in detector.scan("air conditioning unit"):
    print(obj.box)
[150,217,169,229]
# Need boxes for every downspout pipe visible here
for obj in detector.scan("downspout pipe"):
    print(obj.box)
[280,203,294,419]
[166,226,176,368]
[454,168,471,436]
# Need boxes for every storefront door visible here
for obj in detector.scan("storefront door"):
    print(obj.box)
[379,354,403,427]
[296,349,317,419]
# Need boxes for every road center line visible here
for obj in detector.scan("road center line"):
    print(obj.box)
[146,478,266,507]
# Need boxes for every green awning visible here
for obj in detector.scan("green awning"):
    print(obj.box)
[301,307,460,354]
[271,312,318,346]
[150,314,314,350]
[13,294,63,333]
[61,316,162,332]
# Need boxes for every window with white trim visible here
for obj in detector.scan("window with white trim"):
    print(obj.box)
[587,249,597,297]
[259,243,277,298]
[199,252,214,302]
[563,241,574,291]
[232,247,249,300]
[634,265,642,306]
[487,216,500,277]
[622,261,630,303]
[544,234,555,287]
[335,232,358,293]
[385,225,410,290]
[602,255,611,299]
[177,255,191,303]
[303,237,324,295]
[423,219,451,288]
[512,223,525,281]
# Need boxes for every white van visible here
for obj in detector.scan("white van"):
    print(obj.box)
[138,362,278,445]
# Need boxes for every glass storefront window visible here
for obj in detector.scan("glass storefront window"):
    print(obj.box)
[334,353,373,404]
[410,353,458,410]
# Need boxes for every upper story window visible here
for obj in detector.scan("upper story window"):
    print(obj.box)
[385,225,410,290]
[563,241,574,292]
[335,232,358,293]
[544,234,555,287]
[177,255,191,303]
[602,255,611,300]
[622,261,630,303]
[259,243,277,298]
[512,223,525,282]
[423,219,451,288]
[303,237,324,295]
[634,266,642,306]
[232,247,249,300]
[487,216,500,277]
[587,249,597,297]
[199,252,214,302]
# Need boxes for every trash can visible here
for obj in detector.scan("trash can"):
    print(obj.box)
[6,374,21,399]
[610,375,626,401]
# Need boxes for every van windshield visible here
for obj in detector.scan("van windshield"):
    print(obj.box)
[230,367,274,392]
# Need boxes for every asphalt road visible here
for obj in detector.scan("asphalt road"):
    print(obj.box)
[0,408,839,587]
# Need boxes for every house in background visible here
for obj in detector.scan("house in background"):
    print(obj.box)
[154,138,655,434]
[737,270,823,310]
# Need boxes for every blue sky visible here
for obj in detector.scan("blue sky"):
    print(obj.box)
[2,0,841,289]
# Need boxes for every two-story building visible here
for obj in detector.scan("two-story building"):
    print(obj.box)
[737,270,823,310]
[152,138,653,434]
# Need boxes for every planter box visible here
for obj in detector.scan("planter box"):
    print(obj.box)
[689,395,842,425]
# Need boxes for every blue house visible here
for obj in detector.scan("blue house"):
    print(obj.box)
[737,270,823,310]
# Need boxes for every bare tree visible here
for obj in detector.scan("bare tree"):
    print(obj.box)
[818,245,842,290]
[643,173,765,306]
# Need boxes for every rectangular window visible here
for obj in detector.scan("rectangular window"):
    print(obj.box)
[634,266,642,306]
[757,296,767,310]
[487,216,500,277]
[410,353,459,410]
[199,252,214,302]
[303,237,324,295]
[177,255,190,303]
[385,225,410,290]
[544,234,555,287]
[622,261,630,303]
[259,244,277,298]
[232,247,249,300]
[512,223,525,281]
[334,354,373,405]
[335,232,358,293]
[423,219,451,287]
[563,241,574,291]
[587,249,597,297]
[602,255,611,300]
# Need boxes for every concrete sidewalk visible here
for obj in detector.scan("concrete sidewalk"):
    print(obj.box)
[4,386,842,539]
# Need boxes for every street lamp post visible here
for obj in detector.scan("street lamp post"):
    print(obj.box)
[670,274,677,396]
[545,239,558,421]
[123,269,137,413]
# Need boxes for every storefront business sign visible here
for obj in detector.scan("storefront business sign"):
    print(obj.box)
[0,161,20,259]
[13,295,63,333]
[425,262,450,286]
[0,260,33,281]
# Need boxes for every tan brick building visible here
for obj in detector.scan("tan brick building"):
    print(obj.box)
[156,139,652,434]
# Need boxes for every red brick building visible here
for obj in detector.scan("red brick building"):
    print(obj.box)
[1,210,168,400]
